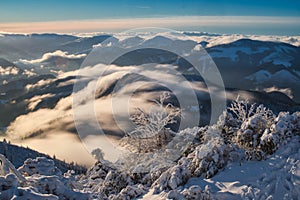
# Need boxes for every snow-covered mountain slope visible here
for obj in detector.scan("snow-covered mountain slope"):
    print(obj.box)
[0,31,299,171]
[142,135,300,200]
[1,33,299,94]
[183,137,300,200]
[2,103,297,199]
[0,33,78,61]
[206,39,300,97]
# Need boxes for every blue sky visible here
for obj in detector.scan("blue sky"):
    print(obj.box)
[1,0,300,22]
[0,0,299,35]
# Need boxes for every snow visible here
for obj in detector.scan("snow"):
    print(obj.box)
[0,156,88,199]
[209,46,269,61]
[245,70,272,83]
[18,157,62,176]
[272,60,292,67]
[140,108,299,200]
[184,136,300,200]
[260,51,293,68]
[272,70,299,82]
[0,30,300,199]
[0,105,299,199]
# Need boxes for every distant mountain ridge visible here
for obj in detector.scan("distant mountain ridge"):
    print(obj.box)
[0,32,299,143]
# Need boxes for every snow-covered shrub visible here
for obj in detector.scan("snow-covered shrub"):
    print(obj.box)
[217,111,239,143]
[260,111,300,155]
[149,126,231,194]
[109,184,147,200]
[0,173,19,190]
[91,148,105,161]
[152,157,191,193]
[79,160,115,193]
[152,158,191,194]
[259,128,279,155]
[187,126,231,178]
[228,98,273,124]
[220,99,300,161]
[234,113,269,152]
[97,170,133,197]
[0,154,26,184]
[1,184,59,200]
[126,92,181,153]
[80,160,142,199]
[182,185,212,200]
[77,101,299,199]
[0,155,89,199]
[218,102,273,149]
[18,157,62,176]
[167,185,212,200]
[16,157,88,199]
[242,111,300,160]
[26,175,88,200]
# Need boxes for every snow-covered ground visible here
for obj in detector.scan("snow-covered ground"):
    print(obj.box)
[188,136,300,200]
[143,136,300,200]
[1,101,299,199]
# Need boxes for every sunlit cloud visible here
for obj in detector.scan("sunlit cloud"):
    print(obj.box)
[20,50,87,64]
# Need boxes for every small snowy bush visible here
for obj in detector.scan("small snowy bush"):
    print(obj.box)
[187,126,231,178]
[167,185,212,200]
[153,157,191,193]
[109,184,147,200]
[126,92,181,153]
[18,157,62,176]
[182,185,212,200]
[228,97,273,124]
[220,99,299,161]
[0,155,88,199]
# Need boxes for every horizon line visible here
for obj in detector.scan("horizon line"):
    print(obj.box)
[0,16,299,35]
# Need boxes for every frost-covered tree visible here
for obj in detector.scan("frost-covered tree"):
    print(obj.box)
[228,96,273,124]
[127,92,181,152]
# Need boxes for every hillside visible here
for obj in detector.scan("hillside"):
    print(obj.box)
[0,101,299,199]
[0,139,86,174]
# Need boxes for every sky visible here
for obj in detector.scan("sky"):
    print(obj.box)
[0,0,300,35]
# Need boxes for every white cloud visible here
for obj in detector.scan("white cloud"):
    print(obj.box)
[27,94,55,111]
[263,86,293,99]
[20,50,86,64]
[0,66,19,75]
[25,79,54,91]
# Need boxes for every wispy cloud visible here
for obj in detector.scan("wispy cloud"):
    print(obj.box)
[20,50,86,64]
